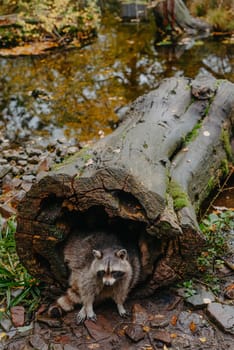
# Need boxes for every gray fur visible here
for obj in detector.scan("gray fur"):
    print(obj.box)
[51,230,141,323]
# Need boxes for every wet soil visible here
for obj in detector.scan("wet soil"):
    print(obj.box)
[3,283,234,350]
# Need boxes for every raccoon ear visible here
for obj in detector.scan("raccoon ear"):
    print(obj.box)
[116,249,127,260]
[93,249,103,259]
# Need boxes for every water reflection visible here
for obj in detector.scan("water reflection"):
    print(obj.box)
[0,15,233,145]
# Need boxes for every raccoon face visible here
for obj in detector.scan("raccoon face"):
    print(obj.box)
[92,248,128,286]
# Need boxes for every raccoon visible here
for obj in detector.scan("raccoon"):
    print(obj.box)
[49,230,141,324]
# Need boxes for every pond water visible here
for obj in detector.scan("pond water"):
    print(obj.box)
[0,13,233,146]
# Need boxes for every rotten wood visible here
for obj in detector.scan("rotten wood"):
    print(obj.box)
[16,75,234,296]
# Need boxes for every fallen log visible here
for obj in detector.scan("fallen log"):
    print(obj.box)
[16,75,234,297]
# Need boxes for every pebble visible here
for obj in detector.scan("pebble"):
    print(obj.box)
[207,302,234,335]
[186,287,215,308]
[125,324,145,342]
[29,334,48,350]
[10,306,25,327]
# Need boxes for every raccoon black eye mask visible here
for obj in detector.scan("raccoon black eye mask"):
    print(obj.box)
[48,231,141,323]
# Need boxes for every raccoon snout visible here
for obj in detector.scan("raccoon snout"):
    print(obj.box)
[103,277,115,286]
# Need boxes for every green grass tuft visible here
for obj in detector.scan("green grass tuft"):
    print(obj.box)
[0,216,41,317]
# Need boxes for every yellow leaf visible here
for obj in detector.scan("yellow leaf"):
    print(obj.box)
[143,325,150,332]
[199,337,207,343]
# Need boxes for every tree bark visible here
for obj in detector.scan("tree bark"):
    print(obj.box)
[152,0,211,35]
[16,76,234,296]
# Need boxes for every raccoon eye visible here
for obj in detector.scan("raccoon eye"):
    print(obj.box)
[97,270,105,278]
[112,271,125,279]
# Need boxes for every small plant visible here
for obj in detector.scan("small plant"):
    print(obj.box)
[0,216,41,318]
[178,280,197,298]
[197,210,234,293]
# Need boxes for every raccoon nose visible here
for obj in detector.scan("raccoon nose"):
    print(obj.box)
[104,280,111,286]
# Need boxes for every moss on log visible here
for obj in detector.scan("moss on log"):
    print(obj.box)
[16,76,234,296]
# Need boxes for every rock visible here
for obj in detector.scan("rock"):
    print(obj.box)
[7,339,32,350]
[131,304,148,325]
[176,311,206,335]
[21,175,36,183]
[67,146,79,155]
[0,203,17,218]
[207,302,234,335]
[0,158,8,165]
[49,344,64,350]
[84,315,117,342]
[0,315,12,332]
[152,330,171,346]
[0,165,11,179]
[186,287,215,308]
[10,306,25,327]
[64,345,77,350]
[150,314,169,328]
[125,324,145,342]
[26,147,43,157]
[29,334,48,350]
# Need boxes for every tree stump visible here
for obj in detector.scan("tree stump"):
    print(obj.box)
[16,76,234,297]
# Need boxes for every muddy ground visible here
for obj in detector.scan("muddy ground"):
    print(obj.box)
[0,132,233,350]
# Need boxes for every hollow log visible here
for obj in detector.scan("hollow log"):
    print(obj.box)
[16,76,234,297]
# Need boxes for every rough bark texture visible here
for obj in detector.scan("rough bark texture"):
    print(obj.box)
[16,76,234,297]
[152,0,211,34]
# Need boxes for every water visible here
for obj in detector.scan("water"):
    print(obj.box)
[0,14,233,145]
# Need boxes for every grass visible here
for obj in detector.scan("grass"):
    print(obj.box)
[0,216,41,320]
[179,209,233,297]
[198,209,233,293]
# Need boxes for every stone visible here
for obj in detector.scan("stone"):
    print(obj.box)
[125,324,145,342]
[10,306,25,327]
[64,345,77,350]
[0,165,11,178]
[152,330,171,346]
[0,315,12,332]
[49,345,64,350]
[186,287,215,308]
[207,302,234,335]
[131,304,148,325]
[84,316,117,342]
[150,314,169,328]
[176,311,206,335]
[0,203,17,218]
[29,334,48,350]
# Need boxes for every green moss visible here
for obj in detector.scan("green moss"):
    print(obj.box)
[168,180,190,211]
[183,121,202,145]
[220,159,229,176]
[52,146,92,171]
[206,176,215,194]
[221,129,232,160]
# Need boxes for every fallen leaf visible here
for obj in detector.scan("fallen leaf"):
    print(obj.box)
[170,333,177,338]
[199,337,207,343]
[143,325,150,332]
[189,321,197,333]
[170,315,177,326]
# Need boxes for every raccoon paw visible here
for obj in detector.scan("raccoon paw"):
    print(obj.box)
[76,308,97,324]
[117,304,130,318]
[119,310,130,318]
[48,304,64,318]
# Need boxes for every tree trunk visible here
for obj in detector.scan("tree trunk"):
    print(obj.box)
[152,0,211,35]
[16,76,234,297]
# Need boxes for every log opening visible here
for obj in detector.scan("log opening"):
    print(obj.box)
[16,76,234,297]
